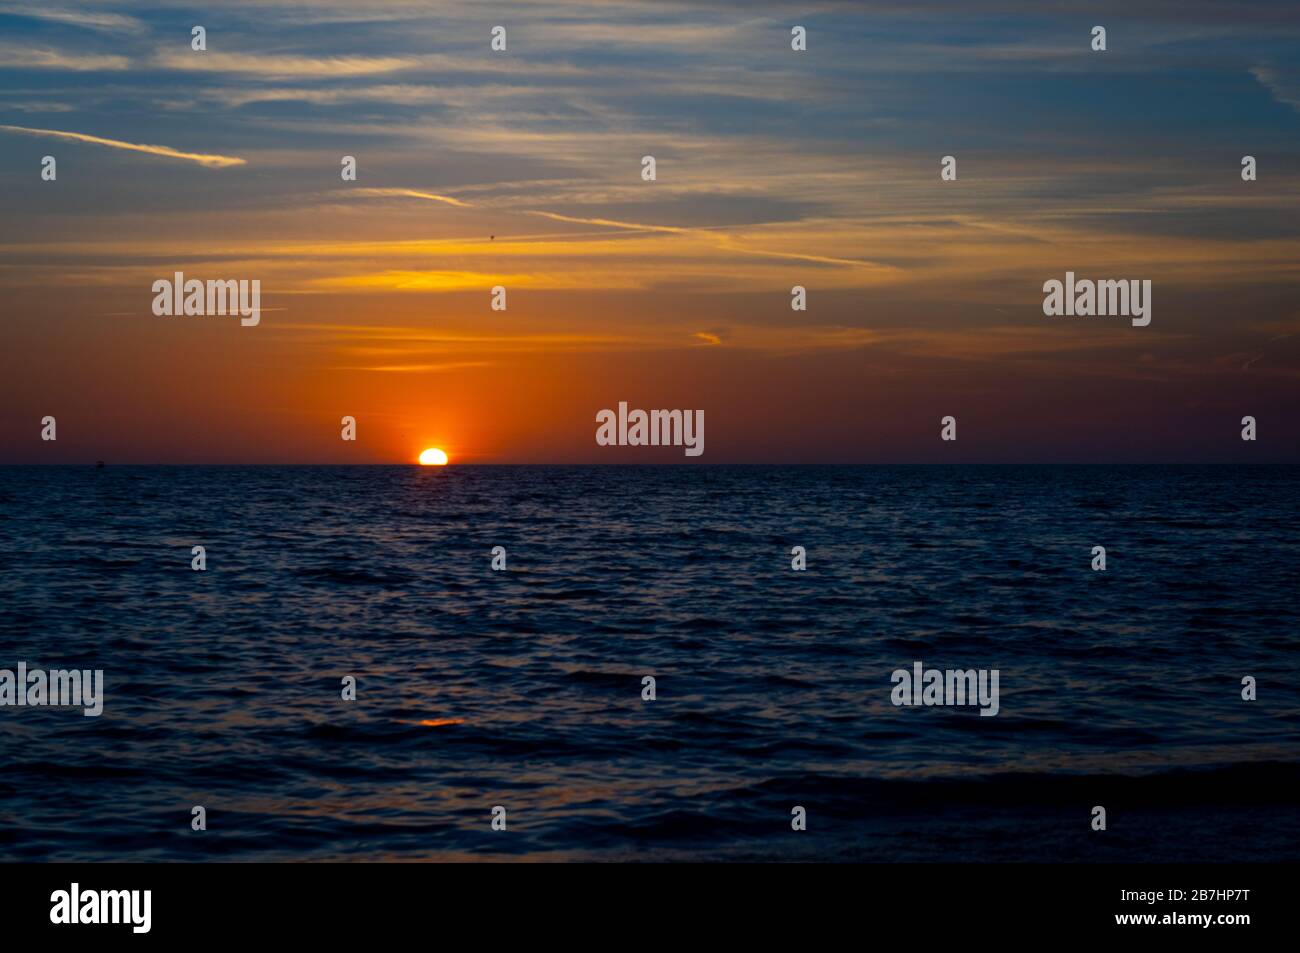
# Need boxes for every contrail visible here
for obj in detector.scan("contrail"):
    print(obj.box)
[0,124,245,168]
[343,186,878,268]
[348,187,473,208]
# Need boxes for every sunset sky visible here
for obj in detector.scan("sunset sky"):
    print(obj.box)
[2,0,1298,463]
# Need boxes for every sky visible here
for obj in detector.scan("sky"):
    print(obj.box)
[1,0,1298,463]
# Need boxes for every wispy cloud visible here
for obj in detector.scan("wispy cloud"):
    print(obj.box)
[0,4,145,34]
[4,101,74,113]
[309,269,625,291]
[0,43,129,70]
[343,360,494,373]
[203,83,466,108]
[1251,64,1300,112]
[0,124,246,167]
[153,49,423,78]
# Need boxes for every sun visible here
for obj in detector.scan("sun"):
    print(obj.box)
[418,448,449,466]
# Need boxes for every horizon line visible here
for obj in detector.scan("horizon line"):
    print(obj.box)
[1,461,1294,468]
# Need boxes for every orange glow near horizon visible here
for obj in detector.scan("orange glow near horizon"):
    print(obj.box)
[418,447,449,466]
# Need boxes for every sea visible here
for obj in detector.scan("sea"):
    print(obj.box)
[0,465,1296,862]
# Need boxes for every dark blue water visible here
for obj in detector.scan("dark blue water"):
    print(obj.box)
[1,465,1296,862]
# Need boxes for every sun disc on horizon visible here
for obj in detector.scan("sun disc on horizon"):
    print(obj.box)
[418,448,449,466]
